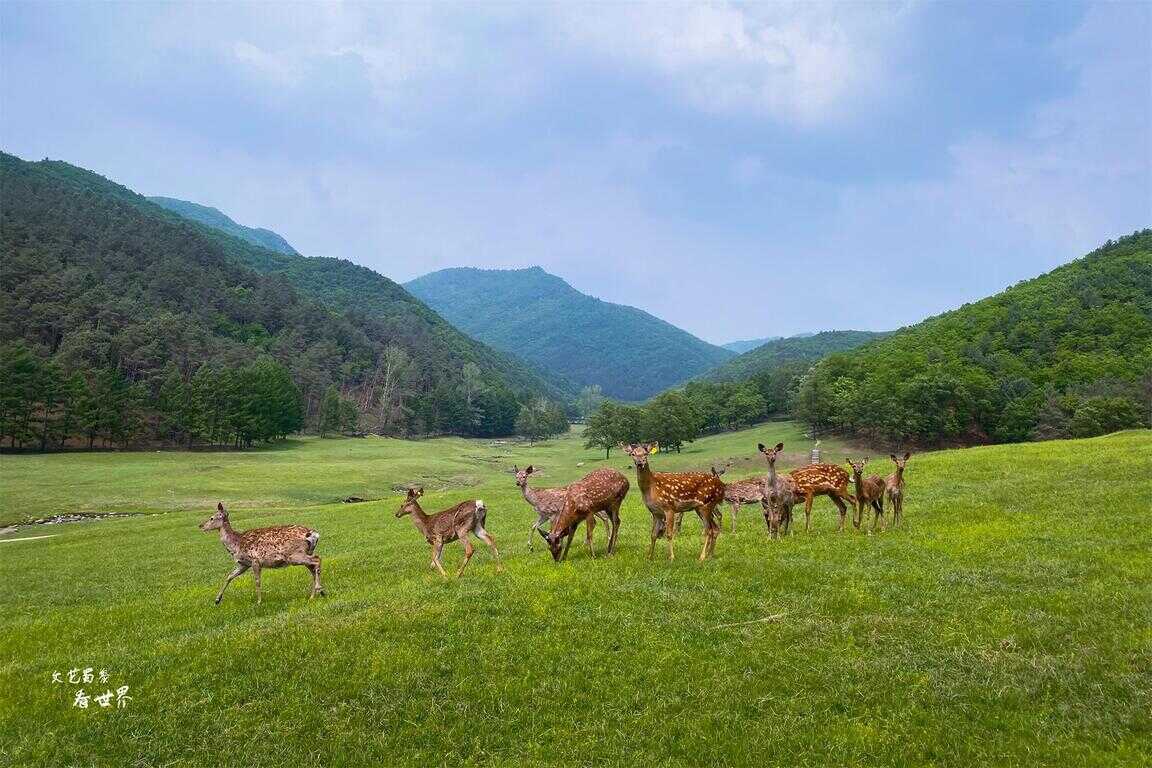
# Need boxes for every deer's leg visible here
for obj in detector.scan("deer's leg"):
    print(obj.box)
[475,526,503,571]
[214,563,249,605]
[730,501,739,533]
[665,510,677,560]
[430,539,448,578]
[251,562,263,605]
[456,531,475,577]
[584,516,596,558]
[529,514,546,552]
[606,503,621,556]
[833,494,849,532]
[312,556,325,596]
[647,513,663,559]
[803,494,814,532]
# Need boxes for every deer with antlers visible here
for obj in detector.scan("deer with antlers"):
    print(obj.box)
[846,458,887,532]
[710,464,765,533]
[539,468,629,561]
[885,452,911,527]
[514,465,608,553]
[622,442,725,560]
[395,487,502,578]
[757,443,796,539]
[199,502,325,605]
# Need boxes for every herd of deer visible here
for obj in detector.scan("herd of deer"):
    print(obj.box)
[199,441,912,603]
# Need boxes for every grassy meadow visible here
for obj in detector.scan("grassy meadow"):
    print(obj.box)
[0,424,1149,767]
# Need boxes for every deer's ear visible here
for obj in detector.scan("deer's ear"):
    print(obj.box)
[890,454,898,462]
[526,465,534,474]
[650,442,659,454]
[512,465,519,473]
[217,502,225,513]
[757,443,766,453]
[775,442,784,452]
[618,442,629,451]
[415,486,424,497]
[904,452,911,460]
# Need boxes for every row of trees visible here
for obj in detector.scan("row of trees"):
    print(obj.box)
[0,343,304,449]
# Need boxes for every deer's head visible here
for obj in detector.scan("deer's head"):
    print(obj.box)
[620,442,658,469]
[199,502,229,532]
[513,465,535,489]
[889,452,912,471]
[846,458,869,480]
[538,525,567,561]
[396,487,424,517]
[758,442,785,467]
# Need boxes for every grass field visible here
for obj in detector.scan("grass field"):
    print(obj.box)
[1,424,1149,767]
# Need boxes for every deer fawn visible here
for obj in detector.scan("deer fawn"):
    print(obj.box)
[395,487,502,578]
[846,458,887,532]
[757,443,796,539]
[622,442,725,561]
[514,465,608,554]
[540,468,629,561]
[711,464,765,533]
[885,452,911,527]
[199,502,324,605]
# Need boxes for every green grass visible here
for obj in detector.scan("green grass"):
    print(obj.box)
[1,424,1149,767]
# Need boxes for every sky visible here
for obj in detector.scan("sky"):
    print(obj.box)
[2,1,1149,344]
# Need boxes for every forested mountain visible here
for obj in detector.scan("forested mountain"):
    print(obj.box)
[0,152,569,447]
[722,336,782,353]
[707,330,888,383]
[149,196,298,255]
[406,266,735,401]
[793,231,1152,446]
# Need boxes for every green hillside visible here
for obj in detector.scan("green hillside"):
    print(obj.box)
[794,231,1152,446]
[149,196,298,255]
[721,336,782,353]
[1,426,1148,765]
[707,330,888,382]
[406,266,735,401]
[0,153,567,442]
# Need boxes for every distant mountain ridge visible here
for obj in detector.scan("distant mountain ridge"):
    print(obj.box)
[149,196,298,255]
[406,266,735,401]
[707,330,888,382]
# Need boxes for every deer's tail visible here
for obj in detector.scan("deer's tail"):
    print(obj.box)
[474,500,487,528]
[305,530,320,555]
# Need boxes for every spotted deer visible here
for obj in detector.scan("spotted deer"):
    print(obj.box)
[711,465,765,533]
[514,465,608,553]
[757,442,796,539]
[885,452,911,527]
[540,468,629,561]
[622,442,725,560]
[775,447,855,532]
[199,502,324,605]
[846,458,887,532]
[395,487,502,578]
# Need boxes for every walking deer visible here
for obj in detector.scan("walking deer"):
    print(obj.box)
[514,465,607,553]
[710,465,765,533]
[622,442,725,561]
[757,443,855,532]
[885,452,911,527]
[199,502,324,605]
[846,458,887,532]
[539,468,629,561]
[757,442,796,539]
[395,487,502,578]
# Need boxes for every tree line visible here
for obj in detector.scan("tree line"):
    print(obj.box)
[0,343,303,450]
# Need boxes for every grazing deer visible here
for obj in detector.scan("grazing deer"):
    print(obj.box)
[711,465,765,533]
[540,468,629,561]
[514,465,607,553]
[757,442,796,539]
[885,452,911,527]
[622,442,725,561]
[395,487,502,578]
[846,458,887,532]
[199,502,324,605]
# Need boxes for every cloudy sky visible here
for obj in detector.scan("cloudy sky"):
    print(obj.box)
[3,1,1149,343]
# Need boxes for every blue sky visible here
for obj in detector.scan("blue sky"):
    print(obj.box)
[2,1,1149,343]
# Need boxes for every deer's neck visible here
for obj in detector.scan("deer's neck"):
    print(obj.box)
[520,484,542,509]
[219,522,243,556]
[408,506,433,538]
[767,460,778,487]
[894,466,905,485]
[853,473,865,496]
[635,464,658,499]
